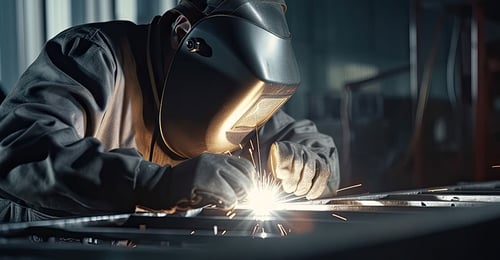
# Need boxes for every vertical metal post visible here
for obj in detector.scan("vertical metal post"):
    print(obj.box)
[409,0,421,119]
[409,0,423,186]
[115,0,138,22]
[159,0,177,13]
[0,0,19,91]
[0,0,45,92]
[45,0,71,40]
[85,0,113,23]
[471,0,488,181]
[17,0,46,75]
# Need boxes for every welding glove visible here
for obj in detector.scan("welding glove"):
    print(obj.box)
[163,153,256,210]
[268,141,331,200]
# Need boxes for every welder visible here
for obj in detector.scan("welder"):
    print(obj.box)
[0,0,340,222]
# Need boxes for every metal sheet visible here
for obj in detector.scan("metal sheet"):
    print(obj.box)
[2,181,500,259]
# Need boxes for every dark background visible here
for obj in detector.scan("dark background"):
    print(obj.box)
[1,0,500,194]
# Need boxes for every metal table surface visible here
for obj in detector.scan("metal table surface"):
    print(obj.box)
[2,181,500,259]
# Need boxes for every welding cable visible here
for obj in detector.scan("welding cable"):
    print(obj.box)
[412,14,443,149]
[393,12,444,175]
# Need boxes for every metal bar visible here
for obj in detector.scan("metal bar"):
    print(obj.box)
[263,200,495,212]
[0,214,131,233]
[471,0,489,181]
[409,0,421,122]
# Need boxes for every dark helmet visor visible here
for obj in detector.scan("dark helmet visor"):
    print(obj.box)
[159,14,300,159]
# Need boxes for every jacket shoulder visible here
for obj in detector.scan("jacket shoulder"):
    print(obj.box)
[50,21,139,48]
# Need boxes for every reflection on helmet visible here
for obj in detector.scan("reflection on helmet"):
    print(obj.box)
[160,0,300,159]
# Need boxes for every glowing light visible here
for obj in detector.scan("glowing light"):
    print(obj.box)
[257,231,269,239]
[251,224,270,239]
[213,225,218,235]
[238,135,285,221]
[357,200,384,206]
[245,185,282,221]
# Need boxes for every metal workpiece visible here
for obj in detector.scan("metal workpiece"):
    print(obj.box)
[1,181,500,259]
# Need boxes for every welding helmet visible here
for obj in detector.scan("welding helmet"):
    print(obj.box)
[159,0,300,159]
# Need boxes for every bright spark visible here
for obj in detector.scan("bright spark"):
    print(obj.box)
[252,223,260,235]
[237,135,287,221]
[277,224,288,236]
[252,224,269,239]
[331,213,347,221]
[244,175,283,221]
[337,183,363,193]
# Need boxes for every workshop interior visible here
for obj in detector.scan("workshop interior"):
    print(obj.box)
[1,0,500,258]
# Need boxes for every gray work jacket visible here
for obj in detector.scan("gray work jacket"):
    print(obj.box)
[0,14,339,222]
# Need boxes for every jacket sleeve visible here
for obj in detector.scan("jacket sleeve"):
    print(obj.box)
[238,109,340,197]
[0,26,170,216]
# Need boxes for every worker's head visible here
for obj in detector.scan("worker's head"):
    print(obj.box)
[160,0,300,159]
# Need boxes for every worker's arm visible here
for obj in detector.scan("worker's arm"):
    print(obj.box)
[0,26,159,216]
[0,25,254,218]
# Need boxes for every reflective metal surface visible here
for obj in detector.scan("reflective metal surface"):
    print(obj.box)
[1,181,500,259]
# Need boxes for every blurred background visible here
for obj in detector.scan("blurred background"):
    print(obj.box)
[1,0,499,194]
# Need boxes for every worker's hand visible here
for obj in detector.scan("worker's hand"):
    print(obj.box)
[268,141,331,200]
[166,153,256,210]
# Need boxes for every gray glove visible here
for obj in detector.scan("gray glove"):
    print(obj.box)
[268,141,331,200]
[164,153,256,210]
